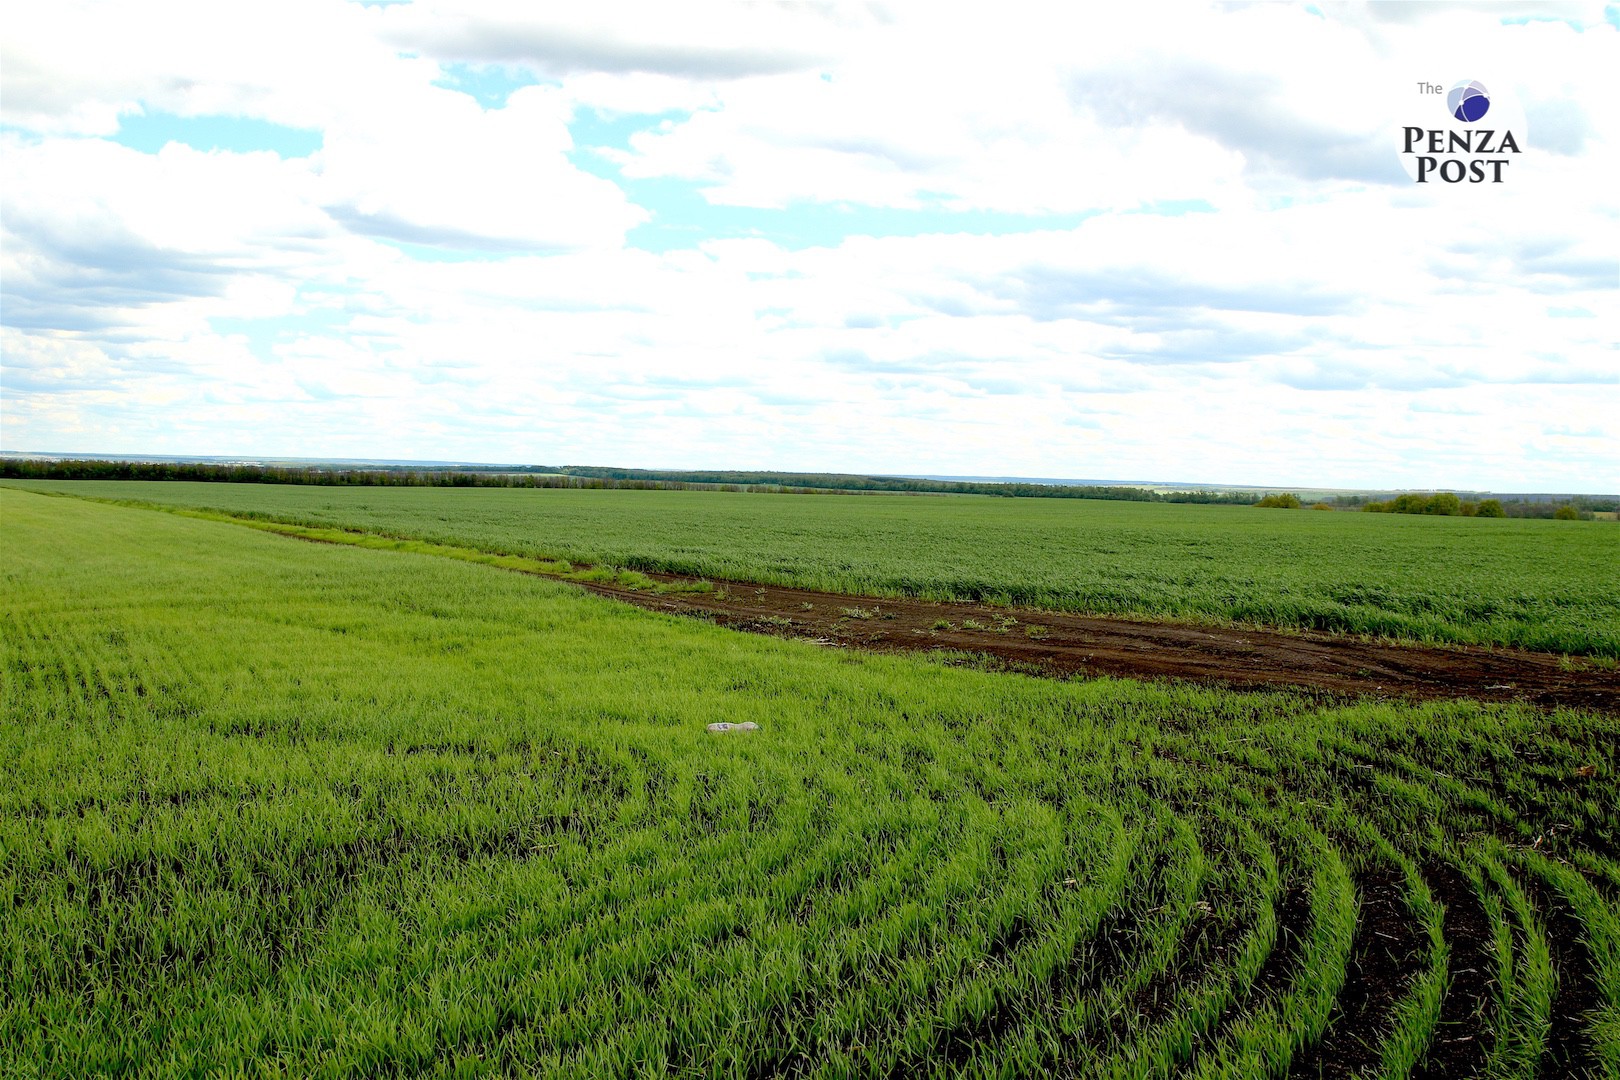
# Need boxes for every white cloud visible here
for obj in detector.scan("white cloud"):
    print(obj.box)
[2,1,644,251]
[0,0,398,135]
[373,1,849,79]
[315,84,644,250]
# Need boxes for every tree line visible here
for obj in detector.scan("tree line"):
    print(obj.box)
[0,459,1255,503]
[1356,493,1612,520]
[8,459,1607,516]
[1361,493,1504,517]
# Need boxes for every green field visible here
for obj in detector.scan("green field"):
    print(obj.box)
[6,481,1617,657]
[4,488,1618,1077]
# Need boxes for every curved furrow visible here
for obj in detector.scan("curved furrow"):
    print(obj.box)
[1565,849,1620,908]
[1186,754,1469,1079]
[1278,735,1616,1079]
[1034,814,1212,1064]
[875,810,1202,1079]
[1156,810,1356,1079]
[450,806,958,1060]
[507,777,1105,1070]
[1359,851,1450,1079]
[240,764,874,1066]
[1474,847,1557,1078]
[584,799,1131,1078]
[1166,709,1620,1080]
[1322,735,1616,871]
[792,801,1118,1076]
[861,815,1140,1078]
[1070,809,1286,1079]
[1506,846,1616,1078]
[1276,868,1397,1078]
[1410,857,1500,1079]
[388,817,937,1068]
[1286,852,1443,1079]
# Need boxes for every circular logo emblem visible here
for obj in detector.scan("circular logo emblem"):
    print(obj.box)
[1447,80,1490,122]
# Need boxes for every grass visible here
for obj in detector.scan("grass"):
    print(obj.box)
[3,488,1618,1076]
[4,480,1616,657]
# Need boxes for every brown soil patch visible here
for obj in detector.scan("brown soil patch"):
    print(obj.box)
[574,573,1620,714]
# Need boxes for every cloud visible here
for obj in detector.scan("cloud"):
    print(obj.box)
[314,85,645,251]
[1525,98,1592,155]
[1,0,399,136]
[374,2,846,80]
[2,2,645,254]
[1063,5,1404,187]
[0,135,333,334]
[603,5,1403,211]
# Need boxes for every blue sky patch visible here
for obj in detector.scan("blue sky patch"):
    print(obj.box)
[210,308,353,361]
[568,142,1100,252]
[1500,13,1594,31]
[113,112,321,157]
[612,176,1100,252]
[566,112,1202,252]
[374,239,513,263]
[1128,199,1218,217]
[433,62,543,109]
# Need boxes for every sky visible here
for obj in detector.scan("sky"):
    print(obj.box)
[1,2,1616,491]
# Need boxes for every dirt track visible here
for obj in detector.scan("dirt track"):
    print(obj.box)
[576,571,1620,713]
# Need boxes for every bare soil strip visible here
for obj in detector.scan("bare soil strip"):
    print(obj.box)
[571,571,1620,713]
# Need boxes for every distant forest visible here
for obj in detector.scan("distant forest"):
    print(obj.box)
[2,458,1255,503]
[3,459,1613,515]
[1328,491,1618,519]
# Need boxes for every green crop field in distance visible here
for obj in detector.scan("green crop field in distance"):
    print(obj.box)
[4,488,1617,1077]
[6,479,1617,657]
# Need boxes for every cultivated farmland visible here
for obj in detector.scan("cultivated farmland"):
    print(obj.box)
[7,481,1618,657]
[3,487,1617,1077]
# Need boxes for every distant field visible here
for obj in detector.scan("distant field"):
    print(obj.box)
[4,487,1617,1077]
[7,479,1617,656]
